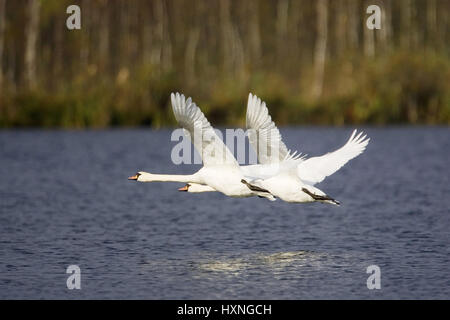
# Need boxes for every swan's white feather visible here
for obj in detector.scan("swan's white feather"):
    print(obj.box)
[296,129,370,185]
[246,93,304,164]
[171,92,238,166]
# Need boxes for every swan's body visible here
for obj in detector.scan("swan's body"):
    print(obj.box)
[181,93,370,205]
[135,166,258,198]
[129,93,275,201]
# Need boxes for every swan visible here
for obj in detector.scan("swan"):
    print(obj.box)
[179,93,370,205]
[128,92,276,201]
[242,93,370,204]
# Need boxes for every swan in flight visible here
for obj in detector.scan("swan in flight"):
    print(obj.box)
[180,93,370,205]
[128,93,275,201]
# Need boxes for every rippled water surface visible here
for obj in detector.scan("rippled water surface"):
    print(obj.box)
[0,127,449,299]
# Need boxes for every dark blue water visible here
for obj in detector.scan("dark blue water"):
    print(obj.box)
[0,127,449,299]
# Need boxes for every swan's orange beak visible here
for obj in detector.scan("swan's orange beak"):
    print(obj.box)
[128,175,139,180]
[178,185,189,192]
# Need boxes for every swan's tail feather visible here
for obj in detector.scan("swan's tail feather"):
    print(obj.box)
[301,188,341,206]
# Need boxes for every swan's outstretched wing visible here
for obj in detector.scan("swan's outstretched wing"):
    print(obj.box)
[296,130,370,185]
[246,93,304,164]
[171,92,238,166]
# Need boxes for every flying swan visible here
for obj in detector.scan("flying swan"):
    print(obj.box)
[128,93,276,201]
[179,93,370,205]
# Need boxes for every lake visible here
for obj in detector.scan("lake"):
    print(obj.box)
[0,127,449,299]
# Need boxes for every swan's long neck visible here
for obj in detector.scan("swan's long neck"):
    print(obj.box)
[138,172,200,183]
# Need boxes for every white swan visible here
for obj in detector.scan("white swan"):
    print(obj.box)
[180,93,370,205]
[242,93,370,204]
[128,92,275,201]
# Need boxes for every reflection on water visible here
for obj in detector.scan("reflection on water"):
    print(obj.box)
[198,258,249,275]
[140,250,331,279]
[195,250,329,277]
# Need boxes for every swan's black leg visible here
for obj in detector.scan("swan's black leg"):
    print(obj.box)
[241,179,270,193]
[302,188,340,205]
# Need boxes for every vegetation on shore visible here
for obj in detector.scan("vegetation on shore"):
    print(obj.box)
[0,0,449,128]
